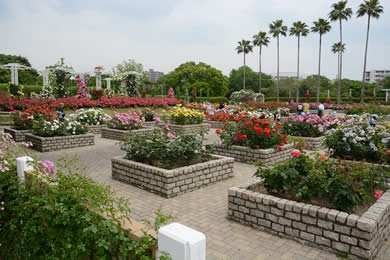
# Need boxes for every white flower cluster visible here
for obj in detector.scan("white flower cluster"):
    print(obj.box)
[72,108,109,125]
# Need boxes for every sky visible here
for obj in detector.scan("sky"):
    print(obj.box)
[0,0,388,80]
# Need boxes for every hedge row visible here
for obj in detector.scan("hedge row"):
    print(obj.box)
[264,96,387,104]
[0,84,88,97]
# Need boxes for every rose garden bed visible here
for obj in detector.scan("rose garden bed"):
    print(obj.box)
[170,123,209,135]
[4,127,33,142]
[228,179,390,259]
[25,133,95,152]
[112,154,234,198]
[101,127,153,141]
[212,144,294,166]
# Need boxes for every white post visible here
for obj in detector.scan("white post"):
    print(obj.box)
[158,223,206,260]
[349,88,352,97]
[96,71,102,90]
[387,91,389,103]
[327,89,330,99]
[104,78,112,90]
[43,69,50,89]
[14,65,19,85]
[16,156,34,184]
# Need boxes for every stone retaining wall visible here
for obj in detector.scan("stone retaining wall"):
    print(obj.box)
[4,128,33,142]
[203,120,236,129]
[291,136,325,151]
[86,125,106,135]
[101,127,153,141]
[112,154,234,198]
[170,123,209,135]
[228,179,390,259]
[25,133,95,152]
[212,144,294,166]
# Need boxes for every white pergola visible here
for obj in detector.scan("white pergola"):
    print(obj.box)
[0,63,32,85]
[94,67,104,90]
[41,63,74,90]
[104,77,112,90]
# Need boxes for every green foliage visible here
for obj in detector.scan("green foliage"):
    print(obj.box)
[255,154,388,213]
[345,104,390,115]
[160,61,229,97]
[8,83,24,97]
[228,66,273,94]
[0,54,39,84]
[196,96,229,104]
[120,129,209,168]
[50,70,72,98]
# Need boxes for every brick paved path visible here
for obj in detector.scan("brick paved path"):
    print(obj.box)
[36,133,390,260]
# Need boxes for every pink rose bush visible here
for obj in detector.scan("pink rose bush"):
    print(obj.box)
[104,112,144,130]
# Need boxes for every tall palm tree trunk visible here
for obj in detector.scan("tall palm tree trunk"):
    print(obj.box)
[259,46,262,93]
[296,36,300,103]
[361,15,371,104]
[277,36,280,102]
[243,53,246,90]
[338,19,342,104]
[317,34,322,104]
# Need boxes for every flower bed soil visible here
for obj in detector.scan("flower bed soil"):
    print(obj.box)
[212,144,294,166]
[101,127,153,141]
[25,133,95,152]
[4,127,33,142]
[228,179,390,259]
[112,154,234,198]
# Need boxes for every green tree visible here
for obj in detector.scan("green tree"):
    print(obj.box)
[357,0,384,103]
[329,1,353,104]
[332,42,346,94]
[112,59,148,91]
[228,66,273,95]
[252,31,270,94]
[160,61,229,97]
[311,18,332,103]
[235,40,253,90]
[0,54,39,84]
[300,75,332,98]
[269,20,288,102]
[290,21,309,103]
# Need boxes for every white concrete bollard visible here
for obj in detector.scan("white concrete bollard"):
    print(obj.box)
[16,156,34,183]
[158,222,206,260]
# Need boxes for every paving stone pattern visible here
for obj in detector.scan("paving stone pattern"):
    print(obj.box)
[112,155,234,198]
[35,133,390,259]
[4,127,32,142]
[228,179,390,259]
[25,133,94,152]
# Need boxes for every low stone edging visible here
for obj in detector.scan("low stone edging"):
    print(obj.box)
[25,133,95,152]
[101,127,153,141]
[112,154,234,198]
[228,179,390,259]
[203,120,236,129]
[4,127,33,142]
[291,136,325,151]
[169,123,209,135]
[86,124,106,135]
[212,143,294,166]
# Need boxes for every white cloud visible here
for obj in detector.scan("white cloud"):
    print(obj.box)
[0,0,388,80]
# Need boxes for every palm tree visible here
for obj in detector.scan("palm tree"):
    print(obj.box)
[290,21,309,103]
[236,40,253,90]
[252,31,270,94]
[311,18,332,103]
[329,1,353,104]
[332,42,346,95]
[269,20,288,102]
[357,0,383,103]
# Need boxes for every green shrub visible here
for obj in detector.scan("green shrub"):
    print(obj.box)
[196,96,229,104]
[255,153,388,213]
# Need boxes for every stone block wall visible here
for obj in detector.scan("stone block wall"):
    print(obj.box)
[212,144,294,166]
[4,128,33,142]
[203,120,236,129]
[228,179,390,259]
[294,136,325,151]
[101,127,153,141]
[112,155,234,198]
[86,125,106,135]
[170,123,209,135]
[25,133,95,152]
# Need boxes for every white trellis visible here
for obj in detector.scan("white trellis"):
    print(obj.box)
[104,77,112,90]
[94,66,104,90]
[0,63,32,85]
[40,60,74,95]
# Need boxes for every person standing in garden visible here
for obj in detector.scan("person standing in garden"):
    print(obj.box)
[57,103,65,121]
[317,103,325,117]
[303,102,310,113]
[369,114,378,127]
[296,104,304,115]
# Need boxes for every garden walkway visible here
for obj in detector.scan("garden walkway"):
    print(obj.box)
[36,132,390,260]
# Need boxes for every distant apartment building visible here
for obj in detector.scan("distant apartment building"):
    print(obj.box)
[148,69,164,82]
[365,70,390,83]
[270,72,308,80]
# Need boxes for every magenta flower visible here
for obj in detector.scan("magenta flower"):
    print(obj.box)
[375,190,383,200]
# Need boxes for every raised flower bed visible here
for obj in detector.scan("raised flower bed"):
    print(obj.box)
[168,105,207,135]
[112,154,234,198]
[113,126,233,197]
[71,108,109,135]
[101,127,153,141]
[228,152,389,259]
[26,133,94,152]
[282,114,340,151]
[169,123,209,135]
[4,128,33,142]
[213,113,291,165]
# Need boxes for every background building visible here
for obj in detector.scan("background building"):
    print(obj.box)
[270,72,308,80]
[148,69,164,82]
[365,70,390,83]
